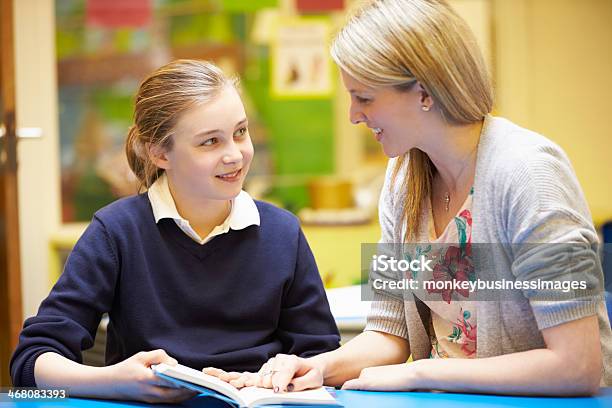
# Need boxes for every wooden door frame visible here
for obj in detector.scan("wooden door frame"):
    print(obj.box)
[1,0,23,387]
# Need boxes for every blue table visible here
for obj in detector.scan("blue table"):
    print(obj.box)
[3,388,612,408]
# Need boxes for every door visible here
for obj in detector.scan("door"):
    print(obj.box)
[0,0,23,387]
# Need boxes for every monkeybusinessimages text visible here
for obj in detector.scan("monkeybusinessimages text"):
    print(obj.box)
[371,255,588,293]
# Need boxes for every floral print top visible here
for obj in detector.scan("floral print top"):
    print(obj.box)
[423,187,477,359]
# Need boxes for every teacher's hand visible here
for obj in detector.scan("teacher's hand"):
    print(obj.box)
[265,354,325,392]
[204,354,325,392]
[341,363,418,391]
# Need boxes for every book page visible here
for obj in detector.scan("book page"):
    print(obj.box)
[153,364,340,407]
[238,386,339,407]
[152,363,244,405]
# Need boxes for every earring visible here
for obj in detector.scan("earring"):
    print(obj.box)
[421,105,430,112]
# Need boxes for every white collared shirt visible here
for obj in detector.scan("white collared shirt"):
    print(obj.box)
[147,173,260,245]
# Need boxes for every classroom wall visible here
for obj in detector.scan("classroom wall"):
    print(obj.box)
[14,0,61,318]
[14,0,612,318]
[494,0,612,225]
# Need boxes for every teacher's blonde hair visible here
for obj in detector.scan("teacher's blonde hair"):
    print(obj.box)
[331,0,493,240]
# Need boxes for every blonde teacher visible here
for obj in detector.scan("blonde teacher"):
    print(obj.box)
[206,0,612,396]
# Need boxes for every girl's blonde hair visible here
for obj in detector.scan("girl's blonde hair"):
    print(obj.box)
[125,59,235,190]
[331,0,493,241]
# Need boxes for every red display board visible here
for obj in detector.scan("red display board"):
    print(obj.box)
[86,0,152,28]
[296,0,344,13]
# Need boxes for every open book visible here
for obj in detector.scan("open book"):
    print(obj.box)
[151,363,341,407]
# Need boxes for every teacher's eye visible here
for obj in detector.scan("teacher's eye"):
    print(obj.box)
[234,127,248,138]
[355,96,371,104]
[200,137,218,146]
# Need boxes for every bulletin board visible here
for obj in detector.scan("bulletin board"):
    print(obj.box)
[271,17,334,98]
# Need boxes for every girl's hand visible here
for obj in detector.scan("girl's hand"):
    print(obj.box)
[107,349,197,403]
[341,363,420,391]
[202,367,260,389]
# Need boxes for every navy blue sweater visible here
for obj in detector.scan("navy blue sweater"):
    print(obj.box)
[10,194,340,387]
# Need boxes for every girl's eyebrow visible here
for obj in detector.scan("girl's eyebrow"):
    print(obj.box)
[234,118,248,128]
[193,118,248,138]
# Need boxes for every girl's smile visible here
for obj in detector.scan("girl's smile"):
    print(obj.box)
[215,168,243,182]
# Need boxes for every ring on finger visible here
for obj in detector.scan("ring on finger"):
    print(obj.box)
[259,369,280,377]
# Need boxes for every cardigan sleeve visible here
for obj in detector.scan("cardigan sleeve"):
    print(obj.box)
[10,216,119,387]
[364,158,409,339]
[275,228,341,357]
[364,292,409,339]
[504,144,603,329]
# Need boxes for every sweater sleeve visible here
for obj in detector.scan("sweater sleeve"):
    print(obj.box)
[504,145,603,329]
[365,158,409,339]
[364,292,409,339]
[10,216,119,387]
[275,228,340,357]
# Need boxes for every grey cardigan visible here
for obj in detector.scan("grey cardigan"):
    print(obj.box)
[365,115,612,385]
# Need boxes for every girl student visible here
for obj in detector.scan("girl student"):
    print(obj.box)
[10,59,340,403]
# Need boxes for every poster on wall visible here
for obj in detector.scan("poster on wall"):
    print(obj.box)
[271,18,332,98]
[86,0,152,28]
[296,0,344,12]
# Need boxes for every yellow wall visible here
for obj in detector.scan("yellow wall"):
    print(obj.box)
[14,0,61,318]
[494,0,612,226]
[303,222,381,288]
